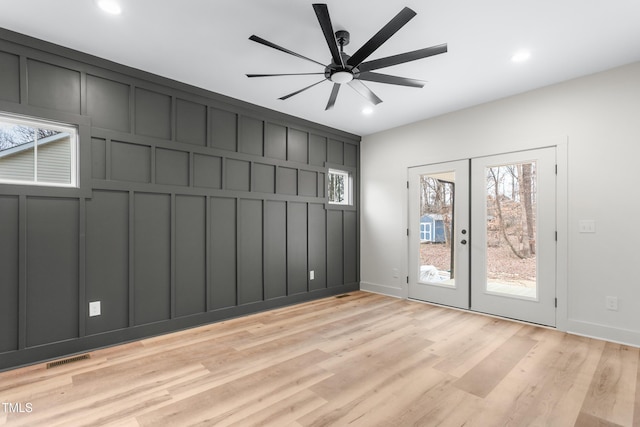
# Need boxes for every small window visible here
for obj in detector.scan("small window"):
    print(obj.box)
[0,113,78,187]
[328,168,352,205]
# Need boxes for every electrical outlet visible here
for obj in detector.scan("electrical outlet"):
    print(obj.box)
[89,301,101,317]
[309,270,315,280]
[605,296,618,311]
[579,220,596,233]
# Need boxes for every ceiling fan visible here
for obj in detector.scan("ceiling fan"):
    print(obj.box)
[247,3,447,110]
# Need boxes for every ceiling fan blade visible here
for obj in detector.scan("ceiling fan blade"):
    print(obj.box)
[247,73,325,78]
[347,7,416,68]
[249,35,326,67]
[358,44,448,72]
[347,79,383,105]
[357,71,424,88]
[326,83,340,110]
[312,4,344,67]
[279,79,326,101]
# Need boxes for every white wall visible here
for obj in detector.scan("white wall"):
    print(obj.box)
[360,61,640,346]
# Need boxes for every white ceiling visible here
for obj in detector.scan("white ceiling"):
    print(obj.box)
[1,0,640,136]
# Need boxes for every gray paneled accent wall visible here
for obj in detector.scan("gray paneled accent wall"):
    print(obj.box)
[0,28,360,371]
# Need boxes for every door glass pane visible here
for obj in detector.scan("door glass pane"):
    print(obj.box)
[419,172,455,286]
[485,162,537,298]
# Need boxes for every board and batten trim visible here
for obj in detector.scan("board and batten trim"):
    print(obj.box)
[0,27,360,371]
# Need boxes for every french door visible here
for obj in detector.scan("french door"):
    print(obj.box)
[408,148,557,326]
[408,160,470,309]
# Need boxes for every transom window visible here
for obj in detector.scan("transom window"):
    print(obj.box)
[328,168,352,205]
[0,113,78,187]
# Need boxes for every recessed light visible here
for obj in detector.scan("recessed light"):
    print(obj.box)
[96,0,122,15]
[511,51,531,63]
[362,107,374,115]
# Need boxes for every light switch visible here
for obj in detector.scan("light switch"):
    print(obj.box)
[310,270,315,280]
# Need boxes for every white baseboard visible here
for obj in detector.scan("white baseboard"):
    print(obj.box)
[566,319,640,348]
[359,281,404,298]
[359,284,640,348]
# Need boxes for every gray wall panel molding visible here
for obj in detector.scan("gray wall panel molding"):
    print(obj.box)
[85,190,129,335]
[253,163,276,194]
[89,127,332,174]
[25,197,80,347]
[0,50,20,103]
[156,148,189,187]
[209,107,237,152]
[277,167,297,196]
[225,158,251,192]
[287,128,309,164]
[175,195,206,317]
[344,143,358,167]
[327,210,344,287]
[264,200,287,299]
[0,283,359,372]
[299,170,318,198]
[17,195,26,350]
[26,59,81,114]
[0,99,90,126]
[344,210,358,284]
[0,27,359,370]
[327,139,345,166]
[193,154,222,190]
[91,138,107,179]
[239,115,264,156]
[309,134,327,167]
[308,203,327,291]
[133,192,171,326]
[0,196,19,353]
[265,122,287,160]
[86,74,131,133]
[110,141,151,183]
[78,197,87,338]
[287,202,308,295]
[317,172,326,199]
[238,198,264,305]
[176,98,206,146]
[0,29,360,143]
[210,197,237,310]
[91,179,327,204]
[134,87,172,140]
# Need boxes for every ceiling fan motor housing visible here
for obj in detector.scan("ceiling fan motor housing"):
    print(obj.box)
[326,31,358,84]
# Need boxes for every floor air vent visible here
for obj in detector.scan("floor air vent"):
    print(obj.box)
[335,294,351,299]
[46,354,91,369]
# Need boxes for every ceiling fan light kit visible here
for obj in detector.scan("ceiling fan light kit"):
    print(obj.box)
[330,71,353,84]
[247,3,447,111]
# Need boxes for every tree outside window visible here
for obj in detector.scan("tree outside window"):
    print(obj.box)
[328,169,351,205]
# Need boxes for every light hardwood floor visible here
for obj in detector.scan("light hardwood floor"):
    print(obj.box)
[1,291,639,426]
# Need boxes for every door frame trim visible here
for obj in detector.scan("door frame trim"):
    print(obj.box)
[405,138,568,331]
